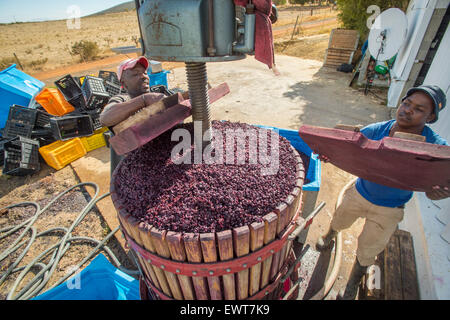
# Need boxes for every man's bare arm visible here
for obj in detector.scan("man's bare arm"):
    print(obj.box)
[100,92,165,127]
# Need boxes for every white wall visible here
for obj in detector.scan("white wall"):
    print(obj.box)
[400,14,450,300]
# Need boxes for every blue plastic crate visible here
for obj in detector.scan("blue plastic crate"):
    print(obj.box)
[149,70,170,88]
[0,64,45,132]
[253,125,321,192]
[33,254,140,300]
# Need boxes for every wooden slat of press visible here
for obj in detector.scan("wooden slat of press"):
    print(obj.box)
[249,221,265,296]
[200,233,222,300]
[150,228,184,300]
[125,216,156,289]
[183,233,209,300]
[384,233,403,300]
[138,223,172,297]
[274,202,289,274]
[166,231,195,300]
[136,223,164,292]
[397,230,420,300]
[261,212,278,289]
[217,230,236,300]
[233,226,250,300]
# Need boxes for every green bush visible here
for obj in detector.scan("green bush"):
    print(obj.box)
[336,0,409,44]
[71,40,100,62]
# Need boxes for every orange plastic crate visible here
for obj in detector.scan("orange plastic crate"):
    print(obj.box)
[39,138,86,170]
[35,88,75,116]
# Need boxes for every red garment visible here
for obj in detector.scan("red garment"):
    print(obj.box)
[234,0,274,69]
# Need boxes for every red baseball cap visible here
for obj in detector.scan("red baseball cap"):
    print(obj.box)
[117,56,149,81]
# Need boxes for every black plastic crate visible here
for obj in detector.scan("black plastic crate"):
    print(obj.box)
[2,120,34,139]
[0,138,6,166]
[50,114,94,141]
[3,136,40,176]
[82,109,103,131]
[104,81,123,97]
[66,94,87,111]
[54,74,84,101]
[81,76,110,110]
[7,104,51,128]
[150,84,175,96]
[98,70,120,86]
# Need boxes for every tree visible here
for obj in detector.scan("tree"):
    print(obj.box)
[336,0,409,44]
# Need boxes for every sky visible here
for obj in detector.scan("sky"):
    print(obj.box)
[0,0,130,24]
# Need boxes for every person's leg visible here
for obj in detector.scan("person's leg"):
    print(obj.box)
[340,205,404,299]
[317,179,365,250]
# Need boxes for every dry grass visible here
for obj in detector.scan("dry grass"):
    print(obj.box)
[0,11,141,73]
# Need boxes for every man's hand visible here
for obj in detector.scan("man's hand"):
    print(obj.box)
[317,154,330,163]
[426,185,450,200]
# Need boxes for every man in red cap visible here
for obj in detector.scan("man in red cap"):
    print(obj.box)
[100,56,165,174]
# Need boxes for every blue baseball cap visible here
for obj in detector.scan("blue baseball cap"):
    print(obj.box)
[402,85,447,123]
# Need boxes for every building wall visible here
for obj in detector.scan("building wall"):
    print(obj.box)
[399,11,449,300]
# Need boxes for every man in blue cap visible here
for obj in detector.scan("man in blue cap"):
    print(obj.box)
[317,84,449,299]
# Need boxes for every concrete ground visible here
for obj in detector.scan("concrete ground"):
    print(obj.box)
[70,54,392,299]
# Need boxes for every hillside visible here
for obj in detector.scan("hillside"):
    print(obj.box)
[87,1,135,16]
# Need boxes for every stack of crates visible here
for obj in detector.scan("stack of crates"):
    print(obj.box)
[0,138,6,166]
[3,136,40,176]
[98,70,124,97]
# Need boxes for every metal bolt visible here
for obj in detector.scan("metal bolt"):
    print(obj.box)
[270,249,274,254]
[193,271,197,275]
[209,271,214,275]
[160,265,165,269]
[147,259,152,263]
[176,269,180,273]
[226,268,231,273]
[243,263,247,268]
[265,291,269,295]
[257,257,262,261]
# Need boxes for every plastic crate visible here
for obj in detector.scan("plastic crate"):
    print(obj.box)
[39,138,87,170]
[104,81,122,97]
[98,70,119,86]
[0,138,6,166]
[80,128,108,152]
[2,120,34,139]
[82,109,103,131]
[81,76,110,110]
[54,74,83,101]
[50,114,94,141]
[7,104,50,128]
[149,70,170,88]
[0,64,45,130]
[3,136,40,176]
[35,88,75,116]
[149,84,175,96]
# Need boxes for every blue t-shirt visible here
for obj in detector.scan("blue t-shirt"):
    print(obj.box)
[355,119,448,208]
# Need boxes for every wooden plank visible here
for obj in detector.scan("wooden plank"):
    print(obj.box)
[249,221,265,296]
[384,234,403,300]
[166,231,195,300]
[150,227,184,300]
[275,202,289,273]
[397,230,420,300]
[183,233,209,300]
[233,226,250,300]
[138,223,171,296]
[261,213,278,289]
[137,223,162,291]
[217,230,236,300]
[200,233,222,300]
